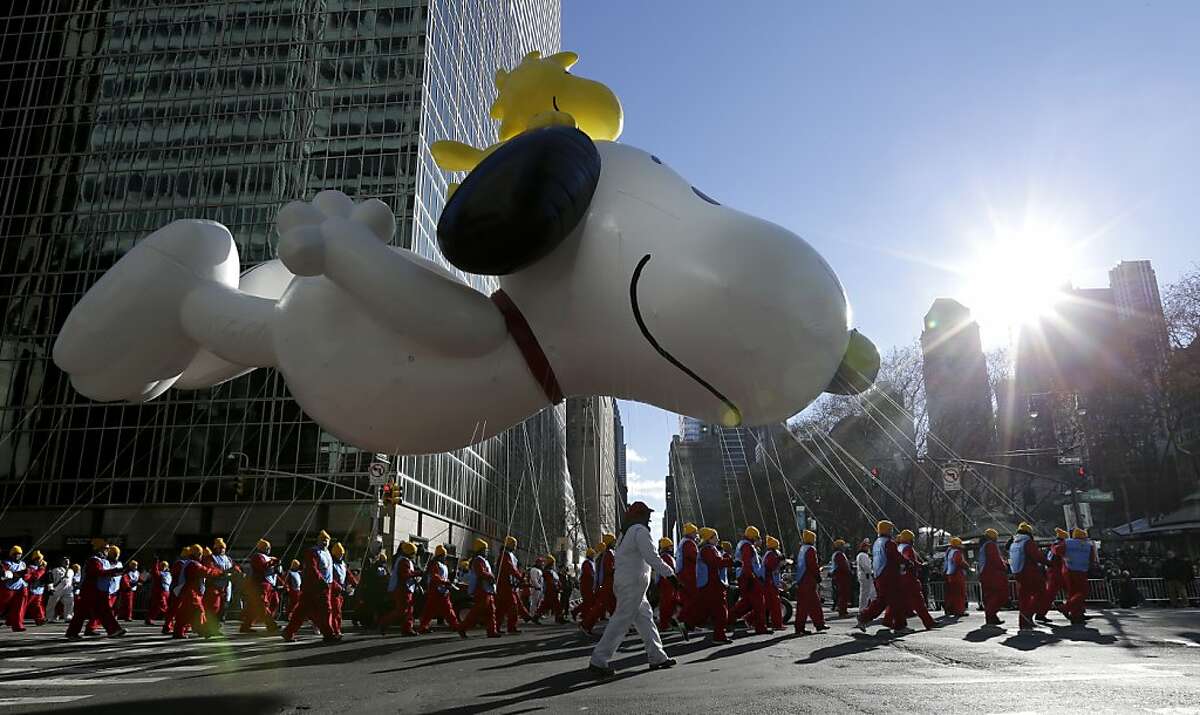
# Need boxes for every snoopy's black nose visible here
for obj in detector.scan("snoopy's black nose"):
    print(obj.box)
[825,330,880,395]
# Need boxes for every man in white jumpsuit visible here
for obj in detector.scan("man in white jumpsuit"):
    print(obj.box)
[855,538,875,612]
[588,501,682,678]
[528,558,544,616]
[46,557,76,621]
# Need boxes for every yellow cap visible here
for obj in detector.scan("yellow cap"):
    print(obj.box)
[459,559,471,569]
[212,537,226,549]
[984,528,999,540]
[128,559,139,568]
[70,563,80,572]
[594,542,606,553]
[159,560,169,570]
[331,542,346,558]
[720,540,732,551]
[107,545,121,559]
[9,545,22,556]
[602,533,616,546]
[1055,528,1068,539]
[504,535,518,548]
[29,550,43,562]
[256,539,271,551]
[949,537,962,547]
[699,527,717,542]
[744,525,760,540]
[201,546,212,558]
[585,547,596,558]
[897,530,914,544]
[317,529,331,541]
[1017,522,1033,535]
[803,530,817,545]
[180,546,192,558]
[434,544,447,558]
[91,537,107,551]
[1072,527,1088,538]
[832,538,846,548]
[545,554,556,565]
[290,559,300,570]
[682,522,699,536]
[658,537,673,550]
[877,520,894,535]
[765,536,780,550]
[189,544,203,558]
[400,541,417,556]
[473,537,489,552]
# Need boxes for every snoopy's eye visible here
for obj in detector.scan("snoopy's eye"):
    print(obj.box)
[650,155,662,165]
[692,186,720,206]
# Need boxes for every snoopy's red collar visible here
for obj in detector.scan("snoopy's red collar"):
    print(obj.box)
[490,289,564,405]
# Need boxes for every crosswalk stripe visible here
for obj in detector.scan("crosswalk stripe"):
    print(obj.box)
[0,696,93,706]
[0,678,167,686]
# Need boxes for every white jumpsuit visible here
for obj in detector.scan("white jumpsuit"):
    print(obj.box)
[589,523,675,669]
[46,566,76,620]
[856,550,875,611]
[529,567,544,614]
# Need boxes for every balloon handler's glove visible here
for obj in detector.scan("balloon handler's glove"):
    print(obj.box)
[667,575,682,591]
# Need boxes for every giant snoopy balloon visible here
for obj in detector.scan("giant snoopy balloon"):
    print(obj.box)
[53,50,879,455]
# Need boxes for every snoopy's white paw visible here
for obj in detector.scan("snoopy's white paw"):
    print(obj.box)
[276,190,396,276]
[53,219,240,402]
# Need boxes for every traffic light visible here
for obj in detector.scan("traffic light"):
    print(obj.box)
[870,466,880,479]
[1076,466,1089,486]
[235,475,245,497]
[396,480,405,505]
[381,481,403,507]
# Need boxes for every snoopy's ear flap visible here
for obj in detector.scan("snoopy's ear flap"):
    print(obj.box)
[824,330,880,395]
[546,51,579,70]
[437,126,601,275]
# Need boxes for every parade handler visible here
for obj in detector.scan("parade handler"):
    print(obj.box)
[588,501,682,678]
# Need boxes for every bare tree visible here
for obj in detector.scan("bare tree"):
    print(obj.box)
[1163,264,1200,350]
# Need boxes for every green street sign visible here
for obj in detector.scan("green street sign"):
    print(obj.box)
[1079,489,1114,503]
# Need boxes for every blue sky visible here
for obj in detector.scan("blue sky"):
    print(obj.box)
[565,2,1200,536]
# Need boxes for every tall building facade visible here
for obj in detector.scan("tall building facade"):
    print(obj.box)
[566,396,618,544]
[613,400,628,510]
[678,415,704,442]
[0,0,574,564]
[920,299,995,460]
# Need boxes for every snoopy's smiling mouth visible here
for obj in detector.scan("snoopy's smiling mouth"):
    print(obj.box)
[630,253,742,425]
[552,96,560,111]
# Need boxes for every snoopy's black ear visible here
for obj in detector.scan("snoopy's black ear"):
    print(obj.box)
[437,126,601,275]
[825,330,880,395]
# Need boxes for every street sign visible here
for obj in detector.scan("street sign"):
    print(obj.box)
[1079,489,1114,503]
[1057,456,1083,465]
[942,467,962,492]
[368,461,389,485]
[1064,503,1095,531]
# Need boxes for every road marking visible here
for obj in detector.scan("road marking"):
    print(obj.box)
[0,696,93,706]
[8,656,91,662]
[0,678,166,686]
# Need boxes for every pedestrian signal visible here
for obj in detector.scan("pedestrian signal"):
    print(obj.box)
[870,467,880,479]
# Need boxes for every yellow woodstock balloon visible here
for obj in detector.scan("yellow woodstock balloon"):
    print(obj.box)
[430,50,623,177]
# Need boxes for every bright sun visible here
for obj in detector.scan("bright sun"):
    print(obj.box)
[959,222,1078,346]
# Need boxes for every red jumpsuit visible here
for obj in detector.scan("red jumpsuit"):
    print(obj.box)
[65,555,123,637]
[495,550,528,633]
[173,559,223,638]
[656,551,678,629]
[330,559,356,636]
[161,559,185,635]
[762,549,784,630]
[729,540,768,634]
[116,571,137,621]
[536,569,563,621]
[379,555,417,634]
[201,552,236,621]
[418,559,460,632]
[1011,537,1048,627]
[284,570,302,621]
[571,558,595,620]
[943,546,968,616]
[458,555,499,637]
[239,552,279,632]
[580,548,616,633]
[268,574,283,618]
[1038,540,1066,618]
[896,544,935,629]
[1,558,32,629]
[979,540,1009,622]
[675,538,699,624]
[685,543,733,640]
[794,545,825,632]
[146,562,171,625]
[1062,538,1097,623]
[26,563,47,625]
[830,550,853,618]
[282,547,336,639]
[858,536,905,629]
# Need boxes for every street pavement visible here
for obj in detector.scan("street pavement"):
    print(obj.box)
[1,608,1199,714]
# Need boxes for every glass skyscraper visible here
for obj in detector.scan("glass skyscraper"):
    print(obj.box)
[0,0,576,562]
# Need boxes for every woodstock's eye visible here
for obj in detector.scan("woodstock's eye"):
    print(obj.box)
[650,155,662,164]
[692,186,720,206]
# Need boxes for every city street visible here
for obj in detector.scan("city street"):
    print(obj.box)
[2,608,1199,714]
